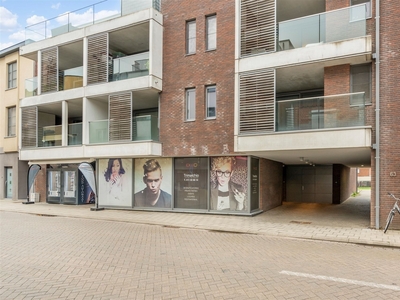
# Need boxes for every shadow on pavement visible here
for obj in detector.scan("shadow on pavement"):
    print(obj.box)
[257,190,371,228]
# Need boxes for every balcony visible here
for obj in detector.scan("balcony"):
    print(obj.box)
[111,53,149,81]
[278,4,367,51]
[89,115,158,144]
[276,93,365,132]
[24,0,162,45]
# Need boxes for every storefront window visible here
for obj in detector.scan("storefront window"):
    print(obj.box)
[210,157,248,211]
[134,158,173,208]
[174,157,208,209]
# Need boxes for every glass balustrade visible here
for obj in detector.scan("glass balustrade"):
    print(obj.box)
[89,120,109,144]
[68,123,83,145]
[132,115,159,141]
[111,53,149,81]
[60,66,83,91]
[40,125,62,147]
[278,4,367,51]
[276,92,365,131]
[89,115,159,143]
[25,77,38,97]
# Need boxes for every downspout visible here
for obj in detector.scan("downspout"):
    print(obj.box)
[375,0,380,229]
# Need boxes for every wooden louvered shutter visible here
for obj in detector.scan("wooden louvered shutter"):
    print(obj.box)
[41,47,58,93]
[240,0,276,56]
[87,33,109,85]
[109,93,132,141]
[239,69,275,134]
[21,107,38,148]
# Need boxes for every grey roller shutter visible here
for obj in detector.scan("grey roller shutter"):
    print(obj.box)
[240,0,276,56]
[21,107,38,148]
[109,93,132,141]
[239,68,275,133]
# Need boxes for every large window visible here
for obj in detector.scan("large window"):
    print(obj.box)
[351,0,371,19]
[186,88,196,121]
[351,64,371,105]
[186,20,196,54]
[206,15,217,50]
[7,62,17,89]
[7,106,16,137]
[206,85,216,119]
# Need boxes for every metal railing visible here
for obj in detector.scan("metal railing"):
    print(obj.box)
[277,4,367,51]
[276,92,366,131]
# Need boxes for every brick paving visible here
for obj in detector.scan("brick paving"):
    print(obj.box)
[1,210,400,300]
[0,190,399,248]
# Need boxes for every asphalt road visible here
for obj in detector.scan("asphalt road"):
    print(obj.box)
[1,211,399,299]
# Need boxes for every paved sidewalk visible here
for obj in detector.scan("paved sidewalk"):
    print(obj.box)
[1,191,400,248]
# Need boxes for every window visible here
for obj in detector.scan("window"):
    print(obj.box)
[351,64,371,105]
[7,106,16,137]
[7,62,17,89]
[186,20,196,54]
[351,0,371,19]
[206,86,216,119]
[206,15,217,50]
[186,88,196,120]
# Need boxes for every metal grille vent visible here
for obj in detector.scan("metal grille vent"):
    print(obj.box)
[109,93,132,141]
[41,47,58,93]
[239,69,275,133]
[240,0,276,56]
[21,107,38,148]
[87,33,109,85]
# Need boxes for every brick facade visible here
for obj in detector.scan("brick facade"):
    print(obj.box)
[161,0,235,157]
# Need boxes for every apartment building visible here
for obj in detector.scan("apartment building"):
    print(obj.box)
[16,0,399,228]
[0,42,32,200]
[234,0,399,229]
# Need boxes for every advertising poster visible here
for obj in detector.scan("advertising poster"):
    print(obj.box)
[134,158,172,208]
[174,157,208,209]
[98,158,132,207]
[210,156,248,211]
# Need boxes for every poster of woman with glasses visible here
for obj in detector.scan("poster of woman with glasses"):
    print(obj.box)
[210,156,248,211]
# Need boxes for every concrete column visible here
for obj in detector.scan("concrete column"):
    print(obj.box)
[62,101,68,146]
[83,37,88,87]
[37,50,42,95]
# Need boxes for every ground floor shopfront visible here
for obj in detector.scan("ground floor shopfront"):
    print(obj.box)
[31,156,356,216]
[31,156,285,215]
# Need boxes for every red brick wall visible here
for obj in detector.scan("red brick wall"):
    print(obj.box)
[259,159,283,211]
[161,0,235,156]
[375,0,400,229]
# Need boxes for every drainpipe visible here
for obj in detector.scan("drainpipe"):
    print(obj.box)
[375,0,380,230]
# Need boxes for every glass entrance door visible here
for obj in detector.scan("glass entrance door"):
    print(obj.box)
[5,167,12,198]
[62,170,77,204]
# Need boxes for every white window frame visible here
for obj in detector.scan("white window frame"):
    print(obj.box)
[186,20,196,54]
[7,62,17,89]
[7,106,16,137]
[206,85,216,119]
[186,88,196,121]
[206,15,217,51]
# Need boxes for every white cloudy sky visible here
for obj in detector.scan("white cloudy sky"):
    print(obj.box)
[0,0,121,50]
